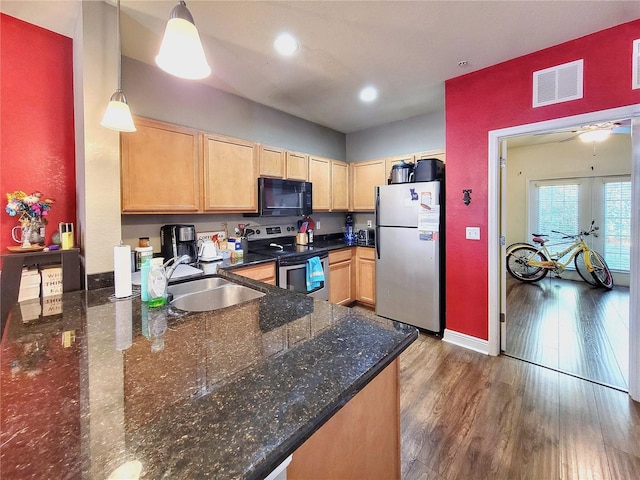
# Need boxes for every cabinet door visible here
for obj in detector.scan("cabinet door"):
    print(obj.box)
[233,262,276,285]
[331,160,349,211]
[258,144,285,178]
[350,159,386,211]
[385,153,416,179]
[286,151,309,181]
[415,150,446,162]
[202,133,257,212]
[356,247,376,305]
[329,249,353,305]
[121,116,201,213]
[309,156,331,212]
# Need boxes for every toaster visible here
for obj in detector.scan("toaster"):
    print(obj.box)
[356,228,375,246]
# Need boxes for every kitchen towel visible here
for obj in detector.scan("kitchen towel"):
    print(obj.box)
[306,256,324,291]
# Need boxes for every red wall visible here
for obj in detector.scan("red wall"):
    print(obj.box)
[445,19,640,340]
[0,14,76,251]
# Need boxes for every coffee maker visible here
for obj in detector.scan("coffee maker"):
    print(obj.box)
[160,224,198,264]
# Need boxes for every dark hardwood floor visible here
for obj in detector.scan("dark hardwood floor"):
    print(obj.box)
[505,276,629,391]
[399,333,640,480]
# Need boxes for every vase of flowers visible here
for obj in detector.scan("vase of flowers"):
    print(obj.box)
[5,191,55,247]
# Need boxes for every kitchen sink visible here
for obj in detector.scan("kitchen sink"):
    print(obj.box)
[168,277,265,312]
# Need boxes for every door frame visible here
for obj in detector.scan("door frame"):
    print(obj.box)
[488,104,640,400]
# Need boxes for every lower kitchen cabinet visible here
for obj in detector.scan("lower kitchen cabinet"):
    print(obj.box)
[232,262,276,285]
[288,358,400,479]
[356,247,376,306]
[328,248,353,305]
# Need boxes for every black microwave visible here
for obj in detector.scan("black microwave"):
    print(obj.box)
[249,177,313,217]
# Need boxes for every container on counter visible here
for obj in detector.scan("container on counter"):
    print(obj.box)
[138,237,151,248]
[307,229,314,243]
[147,258,168,307]
[135,246,153,270]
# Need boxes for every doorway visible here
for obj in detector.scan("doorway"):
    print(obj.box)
[487,105,640,401]
[502,126,631,390]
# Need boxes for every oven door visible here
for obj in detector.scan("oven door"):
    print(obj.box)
[278,254,329,300]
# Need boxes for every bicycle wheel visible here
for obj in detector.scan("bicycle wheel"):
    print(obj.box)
[574,250,598,286]
[588,250,614,289]
[506,246,549,282]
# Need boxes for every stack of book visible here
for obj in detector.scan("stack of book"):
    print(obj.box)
[18,266,64,322]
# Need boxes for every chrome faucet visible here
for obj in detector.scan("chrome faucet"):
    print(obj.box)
[163,254,191,279]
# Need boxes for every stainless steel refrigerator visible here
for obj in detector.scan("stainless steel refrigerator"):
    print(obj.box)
[375,181,444,333]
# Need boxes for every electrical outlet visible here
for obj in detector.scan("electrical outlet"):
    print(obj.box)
[316,221,321,230]
[197,230,226,242]
[367,220,372,228]
[465,227,481,240]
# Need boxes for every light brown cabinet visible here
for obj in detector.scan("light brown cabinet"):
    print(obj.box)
[258,144,286,178]
[232,261,277,285]
[285,151,309,181]
[289,359,400,479]
[355,247,376,306]
[202,133,258,213]
[331,160,349,211]
[121,116,201,213]
[308,155,332,211]
[328,248,353,305]
[415,150,446,162]
[350,159,386,211]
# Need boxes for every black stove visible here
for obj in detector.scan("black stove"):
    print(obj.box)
[246,223,328,261]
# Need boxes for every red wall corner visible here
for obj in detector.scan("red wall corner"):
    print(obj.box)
[444,19,640,341]
[0,13,76,252]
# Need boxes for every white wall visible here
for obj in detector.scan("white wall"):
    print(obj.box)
[346,109,445,162]
[122,57,346,160]
[506,134,632,244]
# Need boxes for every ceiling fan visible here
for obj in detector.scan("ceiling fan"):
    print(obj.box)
[556,119,631,143]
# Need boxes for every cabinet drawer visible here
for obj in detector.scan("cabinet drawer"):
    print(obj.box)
[233,262,276,285]
[329,248,353,264]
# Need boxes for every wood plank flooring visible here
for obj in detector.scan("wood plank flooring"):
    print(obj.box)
[399,334,640,480]
[505,276,629,390]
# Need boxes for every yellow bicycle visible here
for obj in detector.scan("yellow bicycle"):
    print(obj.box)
[506,222,613,289]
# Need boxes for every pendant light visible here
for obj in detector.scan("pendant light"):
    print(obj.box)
[100,0,136,132]
[155,1,211,80]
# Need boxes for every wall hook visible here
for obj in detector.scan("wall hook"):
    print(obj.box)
[463,189,472,206]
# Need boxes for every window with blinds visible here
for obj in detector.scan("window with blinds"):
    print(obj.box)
[603,181,631,271]
[536,183,580,237]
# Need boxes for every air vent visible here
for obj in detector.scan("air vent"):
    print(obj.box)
[533,59,583,107]
[633,39,640,90]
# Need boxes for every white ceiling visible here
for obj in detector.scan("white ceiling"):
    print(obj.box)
[2,1,639,134]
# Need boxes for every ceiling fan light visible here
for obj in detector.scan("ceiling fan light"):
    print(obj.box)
[156,2,211,80]
[579,129,611,143]
[100,90,137,132]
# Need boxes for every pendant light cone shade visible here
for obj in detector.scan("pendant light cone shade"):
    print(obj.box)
[101,0,136,132]
[155,1,211,80]
[101,90,137,132]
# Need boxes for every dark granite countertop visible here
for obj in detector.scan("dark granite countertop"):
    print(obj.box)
[0,269,416,479]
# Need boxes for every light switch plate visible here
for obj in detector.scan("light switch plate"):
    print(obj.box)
[466,227,481,240]
[316,221,321,230]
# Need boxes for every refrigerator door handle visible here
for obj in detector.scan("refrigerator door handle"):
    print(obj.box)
[375,187,380,259]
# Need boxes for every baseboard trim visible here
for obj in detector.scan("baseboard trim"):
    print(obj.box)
[442,329,490,355]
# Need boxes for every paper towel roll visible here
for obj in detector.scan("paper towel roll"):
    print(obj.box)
[114,244,132,298]
[114,299,133,351]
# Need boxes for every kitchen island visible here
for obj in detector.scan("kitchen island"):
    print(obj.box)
[0,269,416,479]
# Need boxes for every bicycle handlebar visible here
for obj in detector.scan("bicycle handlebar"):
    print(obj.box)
[542,224,599,239]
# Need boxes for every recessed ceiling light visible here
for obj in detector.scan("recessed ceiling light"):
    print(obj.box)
[274,33,299,56]
[458,60,470,68]
[359,86,378,102]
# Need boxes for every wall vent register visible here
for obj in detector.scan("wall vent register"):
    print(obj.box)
[533,59,583,108]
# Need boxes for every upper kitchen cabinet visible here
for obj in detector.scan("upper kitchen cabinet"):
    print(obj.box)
[331,160,349,212]
[415,150,446,162]
[286,151,309,181]
[202,133,258,213]
[121,116,201,213]
[350,159,386,211]
[258,144,286,178]
[308,155,331,211]
[385,153,415,180]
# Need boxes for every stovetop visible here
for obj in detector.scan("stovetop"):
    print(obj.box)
[245,223,327,259]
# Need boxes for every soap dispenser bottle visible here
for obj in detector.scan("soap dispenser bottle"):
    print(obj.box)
[147,258,168,307]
